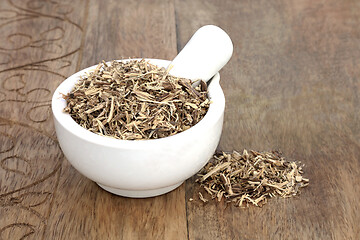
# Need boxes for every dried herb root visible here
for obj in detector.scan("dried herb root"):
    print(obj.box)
[196,150,309,207]
[63,59,210,140]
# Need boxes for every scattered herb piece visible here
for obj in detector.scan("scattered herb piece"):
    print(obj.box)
[63,59,210,140]
[196,150,309,207]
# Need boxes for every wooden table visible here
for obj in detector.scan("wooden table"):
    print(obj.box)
[0,0,359,239]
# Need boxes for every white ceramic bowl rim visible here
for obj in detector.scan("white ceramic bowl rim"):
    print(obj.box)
[51,59,225,149]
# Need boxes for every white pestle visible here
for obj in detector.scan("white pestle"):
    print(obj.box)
[168,25,233,85]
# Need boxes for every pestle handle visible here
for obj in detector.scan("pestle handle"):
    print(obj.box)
[168,25,233,84]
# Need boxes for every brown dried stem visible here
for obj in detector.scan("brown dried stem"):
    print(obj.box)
[196,150,309,207]
[63,59,210,140]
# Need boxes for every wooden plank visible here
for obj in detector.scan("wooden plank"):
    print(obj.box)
[78,0,177,68]
[0,0,86,239]
[175,0,360,239]
[43,0,187,239]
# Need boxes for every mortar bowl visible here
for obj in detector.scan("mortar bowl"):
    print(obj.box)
[51,59,225,198]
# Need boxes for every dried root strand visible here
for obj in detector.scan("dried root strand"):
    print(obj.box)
[196,149,309,208]
[63,59,210,140]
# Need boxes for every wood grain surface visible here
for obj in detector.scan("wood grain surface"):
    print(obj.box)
[0,0,359,239]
